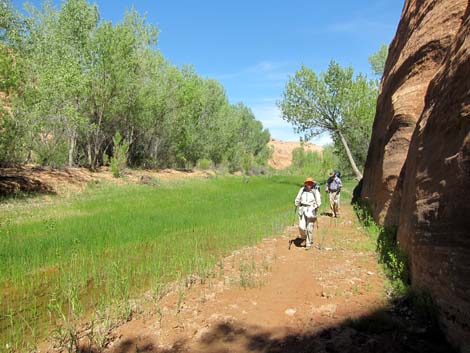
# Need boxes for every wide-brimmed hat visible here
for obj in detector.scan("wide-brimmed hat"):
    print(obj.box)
[304,177,314,184]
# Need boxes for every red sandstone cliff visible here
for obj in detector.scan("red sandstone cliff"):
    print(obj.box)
[362,0,466,227]
[361,0,470,350]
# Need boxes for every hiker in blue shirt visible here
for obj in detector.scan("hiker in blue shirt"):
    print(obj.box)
[326,171,342,218]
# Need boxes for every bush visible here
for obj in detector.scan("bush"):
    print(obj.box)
[254,145,273,166]
[33,135,69,168]
[196,158,213,170]
[353,201,410,296]
[377,225,410,295]
[0,110,25,166]
[285,144,339,181]
[110,132,129,178]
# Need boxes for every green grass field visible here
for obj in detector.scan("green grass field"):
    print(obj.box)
[1,175,319,350]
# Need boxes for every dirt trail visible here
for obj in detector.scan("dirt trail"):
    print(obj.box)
[79,198,451,353]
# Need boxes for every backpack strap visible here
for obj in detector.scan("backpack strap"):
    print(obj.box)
[312,189,319,208]
[301,187,319,208]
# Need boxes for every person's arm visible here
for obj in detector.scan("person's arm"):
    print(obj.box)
[314,189,322,208]
[337,177,343,191]
[295,187,303,206]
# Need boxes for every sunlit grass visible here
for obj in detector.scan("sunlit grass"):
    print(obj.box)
[0,175,305,350]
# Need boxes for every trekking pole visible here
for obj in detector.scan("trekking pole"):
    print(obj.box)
[289,206,298,250]
[293,206,298,226]
[318,224,326,250]
[316,216,323,250]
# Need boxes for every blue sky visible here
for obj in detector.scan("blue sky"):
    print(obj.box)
[12,0,404,144]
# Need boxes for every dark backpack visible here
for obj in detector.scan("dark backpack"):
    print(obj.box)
[334,170,341,178]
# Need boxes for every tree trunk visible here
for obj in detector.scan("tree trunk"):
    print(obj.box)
[68,131,76,168]
[87,142,92,168]
[337,130,363,180]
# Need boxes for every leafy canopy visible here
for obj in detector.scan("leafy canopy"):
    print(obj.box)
[278,60,378,176]
[368,43,388,77]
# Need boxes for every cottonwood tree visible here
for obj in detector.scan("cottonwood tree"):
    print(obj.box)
[368,43,388,77]
[19,0,98,166]
[0,0,24,165]
[7,0,273,171]
[278,60,377,179]
[1,0,20,92]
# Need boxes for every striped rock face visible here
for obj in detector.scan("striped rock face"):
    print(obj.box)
[361,1,470,350]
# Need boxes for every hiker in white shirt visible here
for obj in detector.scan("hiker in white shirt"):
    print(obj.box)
[294,177,321,250]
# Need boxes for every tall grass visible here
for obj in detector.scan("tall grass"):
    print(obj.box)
[0,175,302,350]
[352,200,410,296]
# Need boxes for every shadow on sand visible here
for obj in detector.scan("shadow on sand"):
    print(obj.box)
[0,174,55,199]
[101,299,455,353]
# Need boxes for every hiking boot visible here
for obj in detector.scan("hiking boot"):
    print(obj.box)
[305,246,311,250]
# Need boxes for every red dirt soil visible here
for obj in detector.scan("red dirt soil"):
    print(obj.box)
[0,166,214,198]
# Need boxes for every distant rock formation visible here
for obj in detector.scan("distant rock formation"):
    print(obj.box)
[268,138,323,170]
[361,0,470,350]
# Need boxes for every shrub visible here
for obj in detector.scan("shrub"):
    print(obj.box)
[285,145,339,180]
[354,201,410,296]
[110,132,129,178]
[196,158,213,170]
[33,135,69,168]
[0,110,26,166]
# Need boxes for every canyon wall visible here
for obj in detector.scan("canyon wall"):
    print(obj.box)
[361,0,470,350]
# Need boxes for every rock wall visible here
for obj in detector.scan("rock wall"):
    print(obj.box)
[361,0,470,351]
[361,0,466,227]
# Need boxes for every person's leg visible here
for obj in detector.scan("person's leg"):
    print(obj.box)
[298,214,306,239]
[305,218,314,249]
[329,192,336,217]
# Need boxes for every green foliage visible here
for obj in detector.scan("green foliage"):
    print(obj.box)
[1,0,270,170]
[0,1,24,166]
[278,61,378,178]
[283,144,339,181]
[196,158,213,171]
[369,43,389,77]
[353,201,410,296]
[0,176,297,348]
[110,132,129,178]
[32,133,69,167]
[0,109,25,166]
[333,74,378,174]
[0,43,18,92]
[377,226,410,295]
